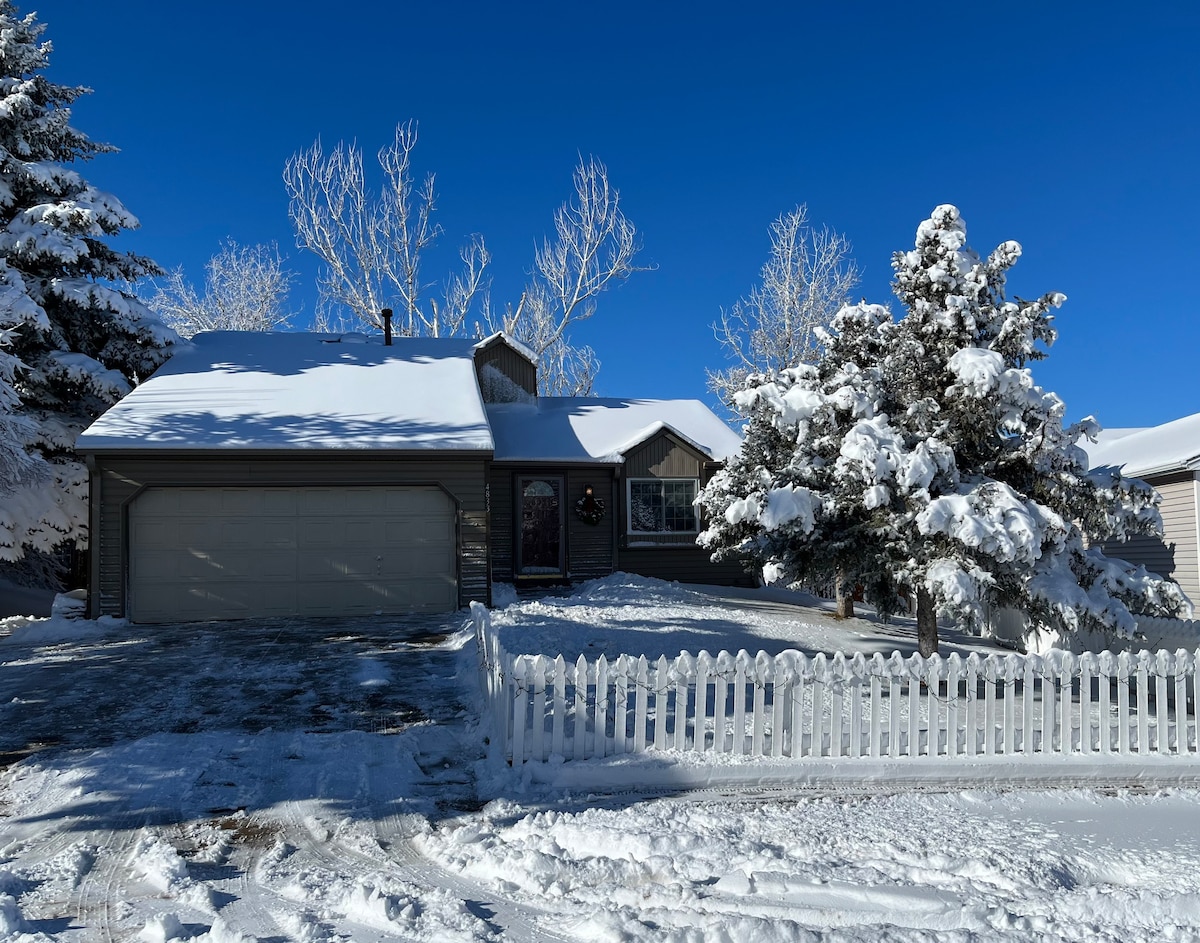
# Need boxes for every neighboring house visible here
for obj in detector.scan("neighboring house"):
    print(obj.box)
[1086,414,1200,606]
[74,331,749,623]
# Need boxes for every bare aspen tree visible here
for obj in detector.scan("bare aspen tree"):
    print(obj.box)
[286,122,647,394]
[146,241,295,338]
[708,206,859,409]
[497,155,650,395]
[284,121,489,337]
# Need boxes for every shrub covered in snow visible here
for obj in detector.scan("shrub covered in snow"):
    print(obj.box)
[699,205,1190,654]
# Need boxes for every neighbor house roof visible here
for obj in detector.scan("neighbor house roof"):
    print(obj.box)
[75,331,495,452]
[1085,412,1200,479]
[486,398,742,463]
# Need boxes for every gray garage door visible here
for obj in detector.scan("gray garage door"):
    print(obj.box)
[128,486,458,622]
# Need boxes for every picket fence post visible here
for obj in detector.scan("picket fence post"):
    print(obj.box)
[474,620,1200,769]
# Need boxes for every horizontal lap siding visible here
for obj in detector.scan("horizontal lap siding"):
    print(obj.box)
[488,465,616,582]
[565,469,614,580]
[617,546,755,587]
[1101,475,1199,604]
[488,466,515,582]
[91,455,489,617]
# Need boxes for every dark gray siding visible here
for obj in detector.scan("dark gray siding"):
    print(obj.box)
[616,547,755,587]
[624,430,705,478]
[488,465,515,581]
[474,340,537,399]
[618,434,747,585]
[488,464,616,583]
[565,468,616,580]
[88,453,490,617]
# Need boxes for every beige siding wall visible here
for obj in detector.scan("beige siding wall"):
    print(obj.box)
[1101,473,1199,604]
[89,454,490,617]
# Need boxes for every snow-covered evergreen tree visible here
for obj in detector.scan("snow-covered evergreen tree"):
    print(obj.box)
[0,2,176,563]
[699,205,1190,654]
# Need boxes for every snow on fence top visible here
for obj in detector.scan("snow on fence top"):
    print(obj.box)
[471,603,1200,768]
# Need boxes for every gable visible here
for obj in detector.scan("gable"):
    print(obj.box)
[473,333,537,401]
[624,428,709,478]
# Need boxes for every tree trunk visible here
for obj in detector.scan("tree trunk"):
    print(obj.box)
[835,569,854,619]
[916,586,938,657]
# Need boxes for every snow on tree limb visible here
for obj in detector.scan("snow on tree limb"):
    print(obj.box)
[0,2,176,563]
[700,204,1190,655]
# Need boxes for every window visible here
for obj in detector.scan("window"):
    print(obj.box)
[628,478,698,534]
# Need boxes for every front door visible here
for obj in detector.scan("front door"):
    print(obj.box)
[517,476,564,577]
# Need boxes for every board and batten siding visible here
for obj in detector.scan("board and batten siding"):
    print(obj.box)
[618,431,752,586]
[474,340,537,398]
[624,429,705,478]
[1100,472,1199,606]
[88,454,489,618]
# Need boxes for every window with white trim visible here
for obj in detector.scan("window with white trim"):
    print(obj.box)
[627,478,699,534]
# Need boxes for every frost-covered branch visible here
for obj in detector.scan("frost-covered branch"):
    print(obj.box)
[708,206,858,411]
[146,241,295,337]
[0,5,175,566]
[700,205,1190,657]
[497,156,650,395]
[285,121,487,336]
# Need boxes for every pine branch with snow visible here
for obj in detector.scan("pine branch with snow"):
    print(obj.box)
[700,205,1191,654]
[0,2,177,563]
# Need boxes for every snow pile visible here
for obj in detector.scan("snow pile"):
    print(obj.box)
[488,573,1006,662]
[419,788,1200,942]
[2,581,1200,942]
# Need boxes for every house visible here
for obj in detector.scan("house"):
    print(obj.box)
[74,331,749,623]
[1086,414,1200,606]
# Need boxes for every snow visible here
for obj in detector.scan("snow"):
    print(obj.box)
[2,576,1200,942]
[75,331,496,452]
[1085,411,1200,478]
[486,398,741,463]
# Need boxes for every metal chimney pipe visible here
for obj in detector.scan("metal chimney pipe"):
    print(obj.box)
[381,308,393,346]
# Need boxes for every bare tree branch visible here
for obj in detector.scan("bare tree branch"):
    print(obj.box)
[285,121,488,336]
[498,155,652,395]
[708,205,859,410]
[145,241,295,338]
[287,127,648,392]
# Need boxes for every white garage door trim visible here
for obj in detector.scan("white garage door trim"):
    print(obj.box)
[128,485,458,622]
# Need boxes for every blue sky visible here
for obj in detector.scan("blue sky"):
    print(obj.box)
[29,1,1200,428]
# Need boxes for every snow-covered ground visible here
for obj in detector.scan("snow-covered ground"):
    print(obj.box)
[2,576,1199,942]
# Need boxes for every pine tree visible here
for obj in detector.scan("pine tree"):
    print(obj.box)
[0,2,176,563]
[700,205,1190,654]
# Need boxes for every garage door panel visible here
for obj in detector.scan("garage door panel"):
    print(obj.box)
[130,485,458,622]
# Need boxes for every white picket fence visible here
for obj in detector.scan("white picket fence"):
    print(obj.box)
[471,603,1200,766]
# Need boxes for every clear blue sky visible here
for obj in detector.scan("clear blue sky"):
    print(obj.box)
[28,1,1200,428]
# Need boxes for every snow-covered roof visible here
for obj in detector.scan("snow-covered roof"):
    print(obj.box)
[1085,413,1200,478]
[76,331,495,452]
[486,398,741,463]
[473,330,536,364]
